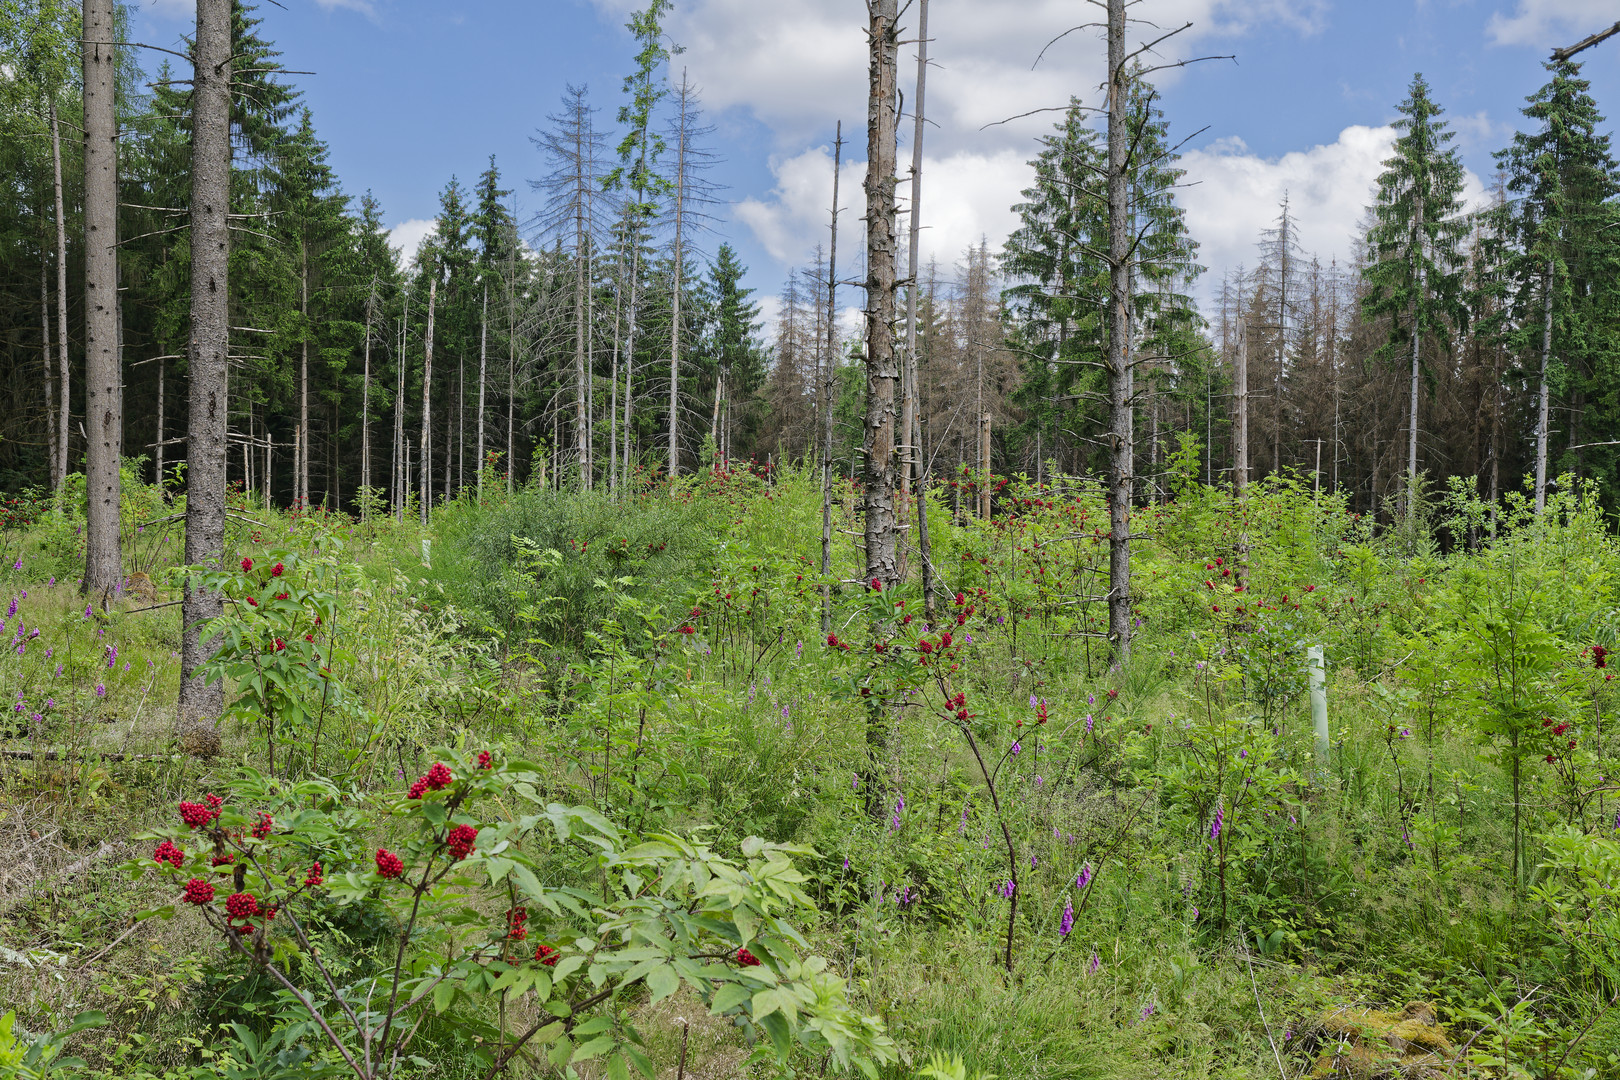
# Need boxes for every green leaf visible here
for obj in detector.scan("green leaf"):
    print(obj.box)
[433,980,458,1014]
[572,1035,617,1062]
[710,983,750,1014]
[607,1052,632,1080]
[645,963,678,1003]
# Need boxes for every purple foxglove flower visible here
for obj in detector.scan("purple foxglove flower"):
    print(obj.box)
[1085,713,1094,734]
[1059,897,1074,937]
[5,598,15,617]
[1210,803,1223,840]
[1088,952,1101,974]
[1077,862,1092,890]
[95,684,106,698]
[1010,740,1021,756]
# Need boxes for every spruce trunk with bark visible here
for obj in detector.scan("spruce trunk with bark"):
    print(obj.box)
[1104,0,1134,663]
[820,123,842,637]
[82,0,122,604]
[862,0,900,589]
[1534,255,1553,516]
[478,285,487,500]
[421,273,436,525]
[51,102,71,488]
[904,0,936,619]
[178,0,231,740]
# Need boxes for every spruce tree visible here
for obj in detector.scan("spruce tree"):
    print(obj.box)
[1361,73,1468,513]
[1493,59,1620,514]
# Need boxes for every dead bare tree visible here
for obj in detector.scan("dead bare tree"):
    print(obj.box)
[863,0,901,588]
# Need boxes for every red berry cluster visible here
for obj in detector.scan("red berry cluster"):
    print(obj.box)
[211,854,236,867]
[241,558,254,572]
[477,750,492,770]
[506,907,529,941]
[182,878,215,905]
[153,840,185,868]
[250,812,274,839]
[407,762,455,799]
[735,946,762,967]
[446,824,477,860]
[271,563,285,577]
[533,944,559,966]
[304,862,324,886]
[179,799,220,829]
[226,891,261,921]
[375,848,404,879]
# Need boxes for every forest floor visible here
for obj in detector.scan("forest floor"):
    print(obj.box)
[0,466,1616,1080]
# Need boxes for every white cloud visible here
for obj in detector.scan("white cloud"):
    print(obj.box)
[1487,0,1619,48]
[736,145,1027,282]
[1178,124,1490,309]
[387,218,436,269]
[593,0,1328,160]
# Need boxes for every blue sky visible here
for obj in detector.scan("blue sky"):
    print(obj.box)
[126,0,1620,322]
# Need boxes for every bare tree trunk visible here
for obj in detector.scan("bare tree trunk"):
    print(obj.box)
[421,273,436,524]
[1234,318,1248,495]
[82,0,122,603]
[477,284,487,500]
[299,242,310,508]
[862,0,900,588]
[1534,255,1553,517]
[361,278,374,509]
[610,271,620,493]
[668,75,688,479]
[51,102,71,488]
[178,0,230,735]
[156,356,165,492]
[458,351,465,494]
[821,122,843,636]
[40,248,58,487]
[575,178,590,491]
[507,269,516,493]
[394,298,406,519]
[904,0,937,619]
[1105,0,1133,664]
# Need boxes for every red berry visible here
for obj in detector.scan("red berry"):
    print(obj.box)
[271,563,284,577]
[424,762,453,791]
[736,946,762,967]
[251,812,274,839]
[375,849,404,879]
[446,824,477,860]
[182,878,215,905]
[477,750,492,770]
[304,862,324,886]
[226,892,261,921]
[241,558,253,572]
[179,801,214,829]
[407,778,428,799]
[211,854,236,867]
[534,943,559,966]
[153,840,185,868]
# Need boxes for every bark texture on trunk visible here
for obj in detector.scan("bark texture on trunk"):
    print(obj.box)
[862,0,900,588]
[299,243,310,508]
[1105,0,1133,664]
[1534,256,1553,516]
[421,273,436,524]
[821,122,842,636]
[82,0,122,604]
[178,0,231,736]
[478,285,487,500]
[904,0,936,619]
[51,102,70,488]
[361,280,374,507]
